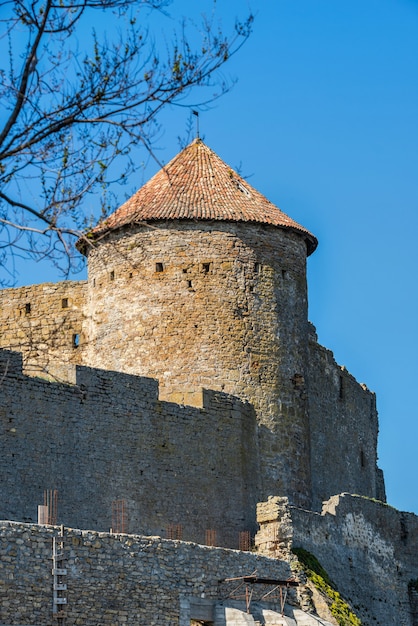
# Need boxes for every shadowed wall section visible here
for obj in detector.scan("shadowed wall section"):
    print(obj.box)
[0,350,258,548]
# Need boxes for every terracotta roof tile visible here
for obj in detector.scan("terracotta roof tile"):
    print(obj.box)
[89,139,317,255]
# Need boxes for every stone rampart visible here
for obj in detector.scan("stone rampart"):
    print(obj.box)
[256,494,418,626]
[0,278,385,515]
[291,494,418,625]
[0,349,259,548]
[307,324,384,509]
[0,521,293,626]
[0,320,386,543]
[0,281,86,381]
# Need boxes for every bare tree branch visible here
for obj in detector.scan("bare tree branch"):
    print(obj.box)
[0,1,52,148]
[0,0,253,282]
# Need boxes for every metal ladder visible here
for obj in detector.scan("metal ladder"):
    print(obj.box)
[52,527,67,624]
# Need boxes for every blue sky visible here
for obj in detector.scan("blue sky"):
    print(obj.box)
[10,1,418,514]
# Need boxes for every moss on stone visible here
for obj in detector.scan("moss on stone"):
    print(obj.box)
[292,547,362,626]
[352,494,395,509]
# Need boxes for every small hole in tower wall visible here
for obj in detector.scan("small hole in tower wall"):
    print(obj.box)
[73,333,80,348]
[254,262,260,274]
[155,262,164,273]
[360,450,366,468]
[187,280,193,288]
[25,303,31,315]
[202,262,211,273]
[62,298,68,309]
[109,270,115,281]
[282,269,287,279]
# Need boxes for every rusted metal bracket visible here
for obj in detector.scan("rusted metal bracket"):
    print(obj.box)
[218,571,298,614]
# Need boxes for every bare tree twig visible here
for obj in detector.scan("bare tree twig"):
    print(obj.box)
[0,0,253,283]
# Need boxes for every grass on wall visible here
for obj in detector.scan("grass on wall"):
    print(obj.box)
[292,547,362,626]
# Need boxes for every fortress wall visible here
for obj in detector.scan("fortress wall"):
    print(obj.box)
[307,326,383,509]
[84,221,312,508]
[0,521,292,626]
[290,494,418,626]
[0,281,86,381]
[0,349,259,548]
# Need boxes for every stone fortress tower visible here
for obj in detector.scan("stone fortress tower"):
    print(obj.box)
[79,137,384,512]
[2,139,418,626]
[0,138,384,538]
[81,138,317,509]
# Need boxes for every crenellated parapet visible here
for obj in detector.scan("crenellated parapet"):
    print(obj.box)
[0,348,259,547]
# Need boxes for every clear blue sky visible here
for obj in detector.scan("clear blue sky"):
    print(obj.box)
[11,1,418,514]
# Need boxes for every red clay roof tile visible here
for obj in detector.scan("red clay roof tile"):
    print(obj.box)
[88,139,317,255]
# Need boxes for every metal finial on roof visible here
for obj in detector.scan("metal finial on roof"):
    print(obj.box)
[192,110,199,138]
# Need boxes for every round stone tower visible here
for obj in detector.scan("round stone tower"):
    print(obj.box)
[80,139,317,508]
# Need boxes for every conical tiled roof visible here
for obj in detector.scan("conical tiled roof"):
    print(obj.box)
[87,138,317,255]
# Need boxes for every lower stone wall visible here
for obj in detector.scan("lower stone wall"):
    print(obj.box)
[290,494,418,626]
[0,521,292,626]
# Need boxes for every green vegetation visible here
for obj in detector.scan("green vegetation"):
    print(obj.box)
[351,494,395,509]
[292,547,362,626]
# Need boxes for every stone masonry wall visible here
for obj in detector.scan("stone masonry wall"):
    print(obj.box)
[0,258,385,530]
[289,494,418,626]
[84,220,312,508]
[0,316,384,536]
[0,281,86,382]
[307,324,384,509]
[0,349,259,548]
[0,521,293,626]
